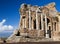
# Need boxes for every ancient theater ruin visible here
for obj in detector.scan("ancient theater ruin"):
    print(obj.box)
[6,2,60,42]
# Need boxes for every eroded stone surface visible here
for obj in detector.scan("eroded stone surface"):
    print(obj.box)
[6,2,60,43]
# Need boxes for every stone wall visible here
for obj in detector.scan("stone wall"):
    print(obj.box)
[6,2,60,43]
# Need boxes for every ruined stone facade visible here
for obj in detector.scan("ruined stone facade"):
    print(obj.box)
[6,2,60,43]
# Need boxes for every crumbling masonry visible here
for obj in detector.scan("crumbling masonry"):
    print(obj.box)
[6,2,60,42]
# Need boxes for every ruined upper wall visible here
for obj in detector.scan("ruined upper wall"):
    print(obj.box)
[20,2,58,17]
[45,2,56,11]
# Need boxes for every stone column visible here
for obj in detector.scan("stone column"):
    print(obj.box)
[53,22,55,31]
[36,10,39,30]
[41,13,44,30]
[26,11,29,29]
[53,23,54,31]
[59,16,60,31]
[19,15,22,29]
[57,16,60,31]
[29,9,31,30]
[45,15,49,38]
[51,22,52,31]
[23,19,25,28]
[56,22,57,31]
[32,20,34,29]
[25,18,26,28]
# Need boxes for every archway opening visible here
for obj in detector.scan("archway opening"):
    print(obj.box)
[33,20,36,29]
[47,18,50,25]
[47,18,51,38]
[39,21,41,29]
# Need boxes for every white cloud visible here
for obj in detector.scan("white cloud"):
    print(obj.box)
[0,19,14,32]
[8,25,13,30]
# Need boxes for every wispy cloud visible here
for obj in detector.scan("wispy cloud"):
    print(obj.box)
[0,19,14,32]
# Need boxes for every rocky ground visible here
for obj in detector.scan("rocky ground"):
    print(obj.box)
[6,36,55,43]
[0,36,60,44]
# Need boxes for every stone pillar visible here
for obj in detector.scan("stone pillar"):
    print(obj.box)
[29,9,31,30]
[32,20,34,29]
[36,10,39,30]
[19,15,22,29]
[26,11,29,29]
[58,16,60,31]
[45,15,49,38]
[53,22,56,31]
[23,19,25,28]
[51,22,53,31]
[48,24,51,38]
[41,13,44,30]
[25,18,26,28]
[53,23,54,31]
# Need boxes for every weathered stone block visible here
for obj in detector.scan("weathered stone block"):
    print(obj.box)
[28,30,38,38]
[37,30,44,38]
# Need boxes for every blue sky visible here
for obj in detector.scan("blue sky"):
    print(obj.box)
[0,0,60,37]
